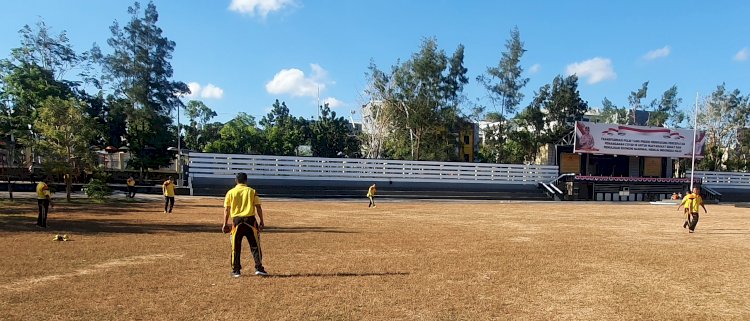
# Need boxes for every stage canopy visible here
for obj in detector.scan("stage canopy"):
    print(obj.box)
[573,121,705,159]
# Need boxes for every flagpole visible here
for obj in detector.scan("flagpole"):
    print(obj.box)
[690,92,699,190]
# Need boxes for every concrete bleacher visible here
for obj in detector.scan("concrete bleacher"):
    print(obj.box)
[696,171,750,203]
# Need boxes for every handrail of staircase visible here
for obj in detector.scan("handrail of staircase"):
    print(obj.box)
[539,182,556,195]
[541,173,575,195]
[549,173,576,185]
[701,185,722,202]
[549,183,563,195]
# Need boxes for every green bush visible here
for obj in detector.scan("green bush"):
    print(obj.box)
[85,170,112,200]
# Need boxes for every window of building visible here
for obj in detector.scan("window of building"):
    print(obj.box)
[463,135,470,144]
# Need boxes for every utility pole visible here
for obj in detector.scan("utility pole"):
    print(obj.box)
[173,100,186,187]
[690,92,699,191]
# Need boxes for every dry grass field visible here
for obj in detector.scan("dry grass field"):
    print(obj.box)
[1,196,750,320]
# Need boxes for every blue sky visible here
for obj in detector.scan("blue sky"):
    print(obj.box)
[1,0,749,124]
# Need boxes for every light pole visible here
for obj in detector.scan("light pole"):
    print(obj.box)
[27,124,38,165]
[174,96,186,187]
[177,101,181,184]
[7,132,16,200]
[167,147,183,187]
[689,93,699,191]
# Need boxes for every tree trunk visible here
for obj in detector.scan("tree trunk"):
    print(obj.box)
[65,173,72,201]
[7,175,12,200]
[409,128,416,160]
[415,135,421,161]
[401,102,416,160]
[66,148,72,201]
[8,145,14,200]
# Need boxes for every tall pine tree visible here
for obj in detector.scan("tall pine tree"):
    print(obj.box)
[103,1,188,176]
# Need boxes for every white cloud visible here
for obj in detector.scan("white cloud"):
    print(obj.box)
[310,63,328,80]
[643,46,671,60]
[265,64,328,97]
[323,97,344,108]
[565,57,617,84]
[201,84,224,99]
[734,47,749,62]
[529,63,541,74]
[185,82,224,99]
[187,82,201,98]
[229,0,295,17]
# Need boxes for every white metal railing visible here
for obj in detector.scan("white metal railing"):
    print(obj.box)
[695,171,750,188]
[187,152,558,185]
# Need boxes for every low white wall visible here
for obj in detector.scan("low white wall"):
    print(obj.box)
[188,152,558,185]
[695,171,750,189]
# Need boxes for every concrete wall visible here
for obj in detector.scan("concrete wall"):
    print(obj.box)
[192,177,550,200]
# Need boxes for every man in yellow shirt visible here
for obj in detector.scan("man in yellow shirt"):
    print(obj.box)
[677,187,708,233]
[36,177,53,228]
[367,183,377,208]
[222,172,267,277]
[126,176,136,198]
[162,176,176,214]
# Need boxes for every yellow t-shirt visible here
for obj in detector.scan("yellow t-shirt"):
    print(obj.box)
[681,193,704,213]
[127,178,135,187]
[367,186,376,197]
[163,181,175,197]
[224,184,261,218]
[36,182,50,200]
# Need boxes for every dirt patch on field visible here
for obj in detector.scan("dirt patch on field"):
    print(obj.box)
[2,253,183,292]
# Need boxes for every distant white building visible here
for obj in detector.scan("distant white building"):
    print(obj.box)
[582,108,607,123]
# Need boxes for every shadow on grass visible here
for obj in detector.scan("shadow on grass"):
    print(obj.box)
[0,215,218,234]
[0,216,355,236]
[266,272,409,278]
[0,200,164,217]
[262,226,357,234]
[185,204,223,208]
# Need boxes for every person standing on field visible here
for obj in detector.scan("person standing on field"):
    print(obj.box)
[677,187,708,233]
[126,176,136,198]
[163,176,176,213]
[367,183,377,208]
[36,177,53,228]
[223,172,267,278]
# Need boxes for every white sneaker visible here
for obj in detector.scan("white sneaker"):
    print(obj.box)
[255,270,268,276]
